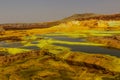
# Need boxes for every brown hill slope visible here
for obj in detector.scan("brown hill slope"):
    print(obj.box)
[0,13,120,30]
[0,21,60,30]
[77,13,120,21]
[61,13,100,21]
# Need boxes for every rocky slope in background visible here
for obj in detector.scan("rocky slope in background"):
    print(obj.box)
[0,13,120,30]
[76,13,120,21]
[43,20,120,33]
[60,13,100,22]
[0,19,120,42]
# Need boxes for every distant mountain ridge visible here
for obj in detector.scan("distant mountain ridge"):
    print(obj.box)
[0,13,120,30]
[61,13,120,21]
[61,13,100,21]
[76,13,120,20]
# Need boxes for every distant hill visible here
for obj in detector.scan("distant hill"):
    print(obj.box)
[0,13,120,30]
[76,13,120,21]
[0,21,60,30]
[61,13,100,22]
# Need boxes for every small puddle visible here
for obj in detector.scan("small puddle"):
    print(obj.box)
[0,41,23,48]
[20,46,40,50]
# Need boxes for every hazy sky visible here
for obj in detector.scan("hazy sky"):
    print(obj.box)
[0,0,120,23]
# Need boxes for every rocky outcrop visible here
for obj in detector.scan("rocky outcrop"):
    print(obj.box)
[0,26,5,35]
[0,50,120,79]
[88,36,120,49]
[0,26,5,31]
[0,50,45,66]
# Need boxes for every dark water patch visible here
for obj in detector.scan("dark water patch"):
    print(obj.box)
[21,46,40,50]
[31,41,39,44]
[0,42,23,48]
[44,36,86,42]
[0,41,6,44]
[54,43,120,57]
[38,35,120,57]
